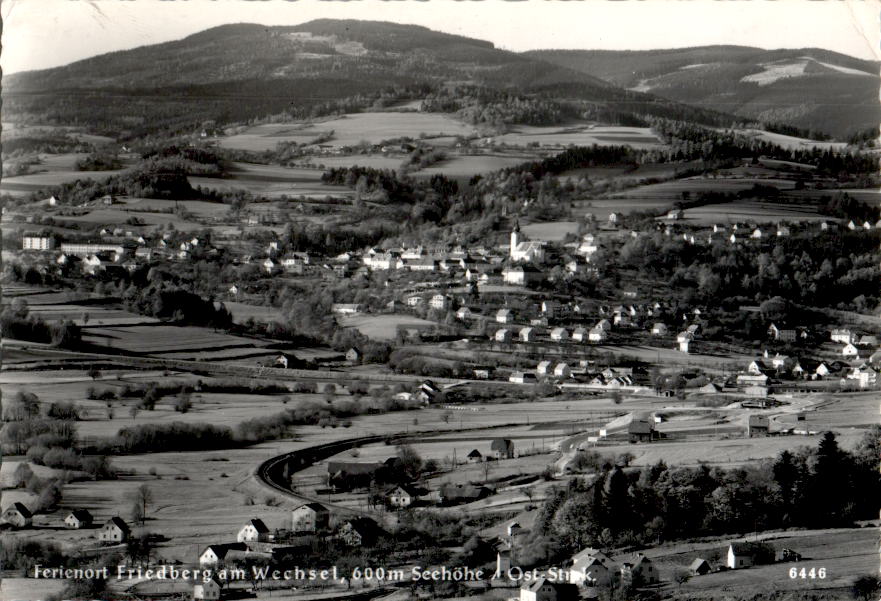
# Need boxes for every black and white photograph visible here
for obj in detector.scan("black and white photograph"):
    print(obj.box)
[1,1,879,600]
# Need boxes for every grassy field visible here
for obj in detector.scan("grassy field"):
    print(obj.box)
[223,301,282,324]
[650,527,877,597]
[339,314,437,340]
[301,154,406,170]
[495,125,663,148]
[0,152,128,196]
[683,200,825,225]
[191,162,353,199]
[220,113,477,151]
[520,221,579,241]
[82,324,270,355]
[415,154,537,178]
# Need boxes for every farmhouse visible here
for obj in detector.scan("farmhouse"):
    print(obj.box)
[841,343,860,357]
[571,327,589,342]
[467,449,483,463]
[690,558,712,576]
[495,328,513,343]
[291,502,330,533]
[193,575,223,600]
[64,509,93,529]
[456,307,472,320]
[496,309,514,323]
[651,323,668,336]
[727,543,754,569]
[569,548,619,586]
[519,326,536,342]
[387,485,427,508]
[554,363,571,379]
[550,327,569,342]
[621,553,659,584]
[337,517,385,547]
[520,577,578,601]
[830,328,857,344]
[429,294,451,310]
[98,517,130,543]
[503,264,543,286]
[1,502,32,528]
[628,417,656,443]
[327,461,384,491]
[768,324,796,342]
[346,347,362,365]
[537,360,553,376]
[747,415,770,437]
[237,518,270,543]
[491,438,515,459]
[199,543,249,567]
[588,327,607,342]
[509,371,536,384]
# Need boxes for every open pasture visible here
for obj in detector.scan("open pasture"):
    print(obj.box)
[0,152,130,196]
[520,221,579,241]
[654,527,877,596]
[574,198,680,219]
[24,304,159,327]
[302,153,406,170]
[494,125,663,149]
[82,324,269,355]
[223,301,282,324]
[683,200,825,224]
[220,113,477,151]
[731,128,847,151]
[610,175,798,201]
[415,153,537,178]
[191,162,352,199]
[339,314,437,340]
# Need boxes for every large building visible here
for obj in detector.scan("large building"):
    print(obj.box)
[509,222,545,263]
[21,234,55,251]
[60,242,126,257]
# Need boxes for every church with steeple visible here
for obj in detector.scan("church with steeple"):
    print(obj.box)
[508,220,545,263]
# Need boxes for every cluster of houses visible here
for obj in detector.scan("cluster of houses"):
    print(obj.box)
[0,503,131,543]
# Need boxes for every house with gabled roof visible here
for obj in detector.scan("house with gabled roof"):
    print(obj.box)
[291,502,330,533]
[64,509,93,529]
[98,517,130,543]
[491,438,515,459]
[237,518,270,543]
[337,517,385,547]
[690,558,711,576]
[199,543,249,567]
[621,552,659,584]
[1,502,32,528]
[193,575,223,600]
[520,577,579,601]
[727,543,755,569]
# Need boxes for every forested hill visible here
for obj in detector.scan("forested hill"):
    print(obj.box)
[525,46,881,139]
[3,20,737,139]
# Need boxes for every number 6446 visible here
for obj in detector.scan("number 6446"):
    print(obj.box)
[789,567,826,579]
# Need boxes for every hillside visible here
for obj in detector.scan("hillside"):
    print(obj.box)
[3,20,736,139]
[525,46,880,139]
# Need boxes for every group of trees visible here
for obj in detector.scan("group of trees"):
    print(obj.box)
[0,299,81,348]
[120,282,232,328]
[533,430,879,559]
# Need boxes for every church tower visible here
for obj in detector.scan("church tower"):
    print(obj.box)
[510,220,520,259]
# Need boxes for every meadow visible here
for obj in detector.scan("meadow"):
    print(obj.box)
[219,113,477,152]
[415,153,538,178]
[82,324,271,355]
[339,314,437,340]
[494,125,663,149]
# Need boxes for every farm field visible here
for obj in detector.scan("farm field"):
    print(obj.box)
[340,314,437,340]
[191,162,353,199]
[494,125,663,148]
[575,198,683,219]
[23,304,159,327]
[81,324,271,355]
[415,153,537,178]
[520,221,579,241]
[650,527,877,596]
[223,301,282,323]
[220,113,477,151]
[610,176,798,201]
[301,154,407,170]
[682,200,825,224]
[727,128,848,151]
[0,152,130,196]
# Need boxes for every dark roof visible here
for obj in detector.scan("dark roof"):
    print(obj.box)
[748,415,770,427]
[68,509,93,522]
[296,502,328,513]
[491,438,514,451]
[690,558,710,570]
[106,517,130,533]
[628,419,654,434]
[342,517,385,538]
[204,542,248,559]
[247,518,269,533]
[8,502,32,518]
[327,461,383,475]
[467,449,483,457]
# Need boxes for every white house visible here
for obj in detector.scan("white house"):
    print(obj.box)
[519,327,536,342]
[726,543,754,569]
[553,363,571,379]
[550,327,569,342]
[651,323,668,336]
[237,518,270,543]
[495,329,513,343]
[588,327,607,342]
[496,309,513,324]
[536,360,553,376]
[193,576,223,600]
[841,343,859,357]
